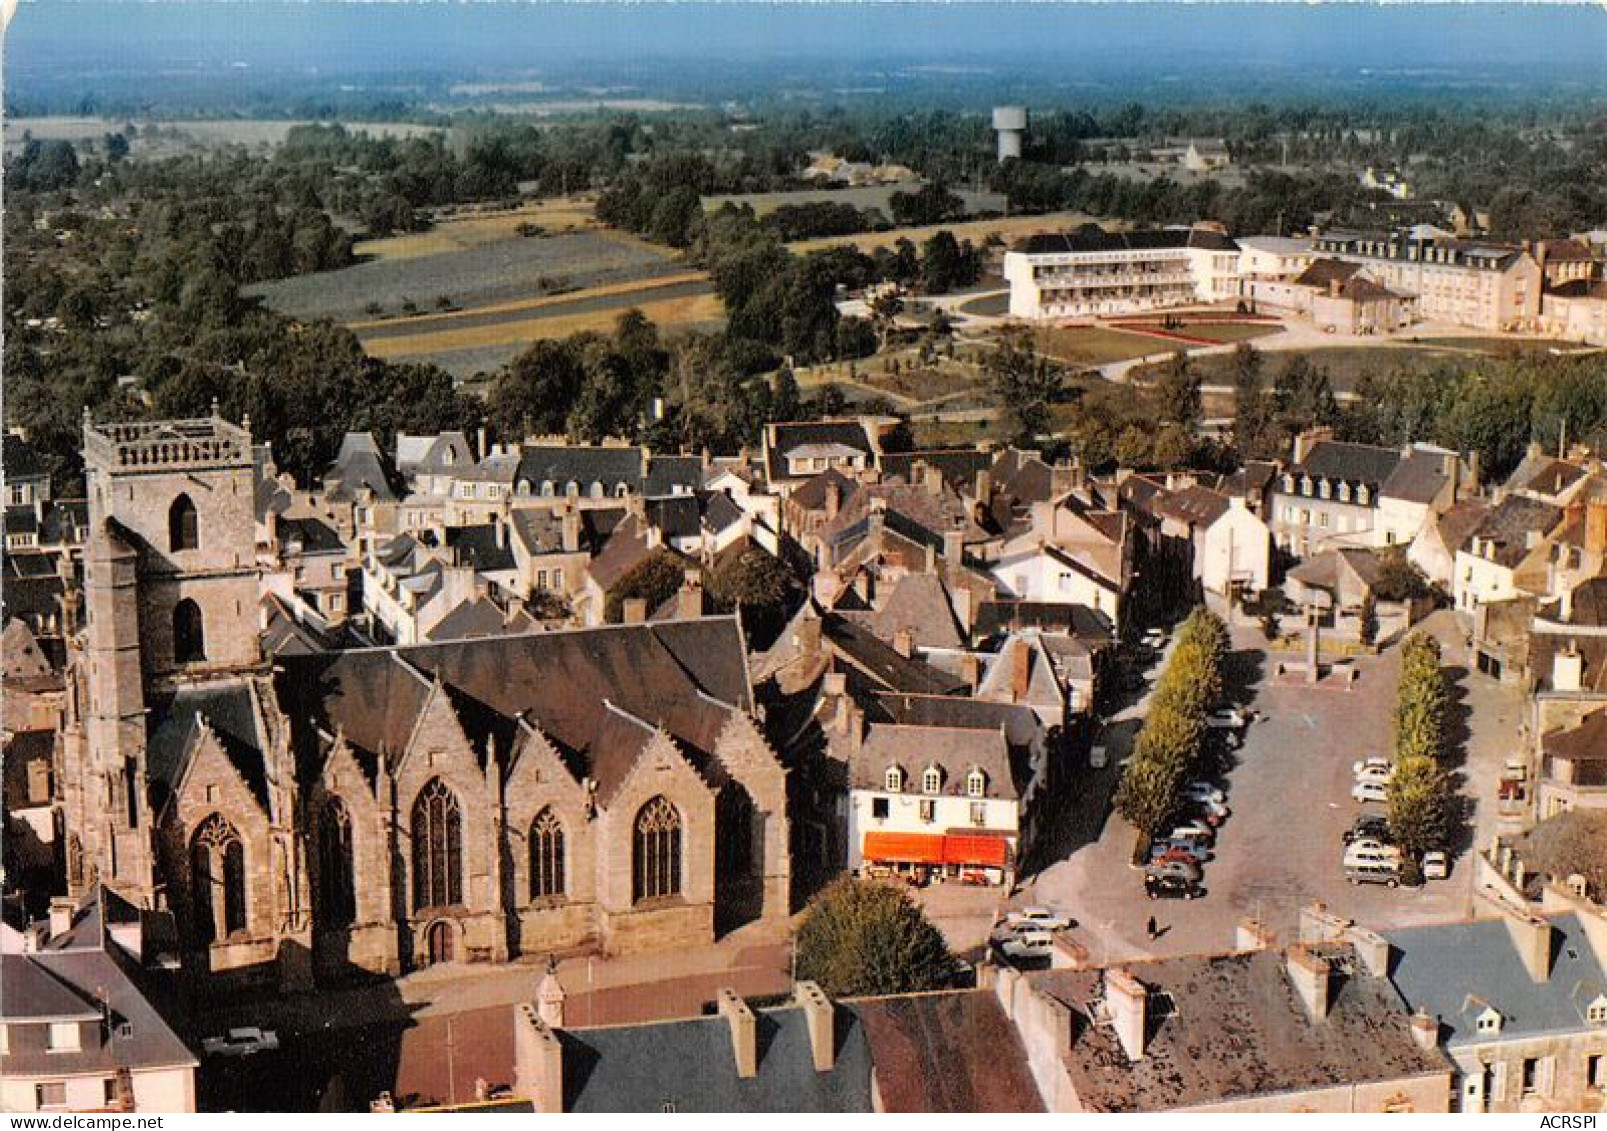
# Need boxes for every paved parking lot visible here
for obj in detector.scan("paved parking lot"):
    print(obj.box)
[1012,611,1524,965]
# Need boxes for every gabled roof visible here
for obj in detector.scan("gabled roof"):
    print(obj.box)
[643,454,703,498]
[444,523,517,573]
[1465,495,1563,569]
[972,601,1114,643]
[2,433,48,480]
[1380,450,1451,505]
[789,467,860,514]
[146,680,274,810]
[850,991,1045,1112]
[396,431,474,477]
[1541,709,1607,763]
[864,573,965,652]
[323,432,400,503]
[278,515,346,557]
[766,420,876,482]
[879,449,993,493]
[820,612,968,697]
[1154,485,1232,527]
[1292,258,1363,290]
[1290,439,1402,487]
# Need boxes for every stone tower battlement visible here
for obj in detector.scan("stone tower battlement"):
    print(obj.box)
[83,411,252,473]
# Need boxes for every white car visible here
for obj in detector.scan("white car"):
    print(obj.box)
[1205,708,1249,730]
[202,1027,280,1058]
[1352,780,1389,804]
[1422,851,1450,880]
[995,930,1055,962]
[1141,628,1168,649]
[1183,781,1225,805]
[1352,756,1391,777]
[1005,907,1072,932]
[1343,842,1401,869]
[1167,822,1215,846]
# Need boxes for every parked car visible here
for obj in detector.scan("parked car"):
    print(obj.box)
[1145,873,1202,900]
[1183,781,1225,805]
[1145,857,1202,884]
[1188,797,1230,825]
[1354,764,1396,786]
[1168,819,1215,845]
[1005,907,1072,932]
[1346,860,1401,887]
[1149,838,1210,865]
[1343,814,1390,844]
[1351,780,1389,804]
[995,930,1055,962]
[1343,841,1401,870]
[1352,756,1392,777]
[1141,628,1168,649]
[202,1028,280,1058]
[1205,708,1249,730]
[1422,851,1450,880]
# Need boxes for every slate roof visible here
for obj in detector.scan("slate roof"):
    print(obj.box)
[396,431,474,477]
[1290,439,1403,488]
[2,433,48,480]
[643,454,703,498]
[1505,453,1586,500]
[1381,450,1452,505]
[0,888,196,1077]
[646,495,702,542]
[445,524,517,573]
[973,601,1114,642]
[820,612,968,697]
[848,991,1045,1112]
[1465,495,1563,569]
[586,514,657,593]
[870,692,1041,748]
[766,421,875,482]
[1154,484,1232,527]
[278,515,346,556]
[1541,709,1607,763]
[1293,258,1363,290]
[1386,914,1607,1047]
[562,1005,873,1112]
[275,619,753,801]
[789,467,860,514]
[1430,499,1490,556]
[848,723,1027,800]
[863,573,965,651]
[146,680,272,810]
[1031,948,1447,1112]
[514,446,645,495]
[323,432,400,503]
[702,490,745,535]
[879,449,993,493]
[426,597,522,643]
[1014,226,1238,256]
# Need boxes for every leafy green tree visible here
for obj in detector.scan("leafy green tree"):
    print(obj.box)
[1387,754,1453,858]
[1231,344,1275,458]
[989,333,1063,444]
[1114,747,1188,836]
[604,549,688,624]
[771,366,802,422]
[794,877,955,997]
[1359,592,1379,646]
[1154,350,1202,428]
[709,545,794,612]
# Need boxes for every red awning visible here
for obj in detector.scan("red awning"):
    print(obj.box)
[942,834,1010,868]
[863,832,946,865]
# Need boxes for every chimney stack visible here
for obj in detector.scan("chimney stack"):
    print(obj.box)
[513,1004,565,1113]
[973,469,992,507]
[825,480,842,521]
[1287,945,1332,1022]
[1502,911,1555,983]
[1554,645,1583,692]
[1409,1010,1440,1052]
[893,629,915,659]
[538,960,567,1028]
[795,982,836,1072]
[561,507,582,553]
[47,897,73,940]
[1587,502,1607,559]
[1236,917,1276,952]
[1012,639,1032,703]
[943,529,964,566]
[923,462,944,498]
[622,597,648,624]
[1104,968,1148,1061]
[716,988,758,1079]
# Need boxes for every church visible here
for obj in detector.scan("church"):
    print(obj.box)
[57,411,791,986]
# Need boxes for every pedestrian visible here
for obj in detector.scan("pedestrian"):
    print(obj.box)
[1146,915,1158,940]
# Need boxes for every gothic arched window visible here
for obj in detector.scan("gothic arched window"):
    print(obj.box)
[318,797,356,928]
[173,599,206,663]
[633,796,682,903]
[411,778,463,911]
[529,808,565,901]
[169,494,199,552]
[191,814,246,944]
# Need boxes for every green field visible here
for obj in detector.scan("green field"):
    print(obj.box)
[1033,325,1173,367]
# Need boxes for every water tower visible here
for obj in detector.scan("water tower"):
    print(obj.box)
[993,106,1027,162]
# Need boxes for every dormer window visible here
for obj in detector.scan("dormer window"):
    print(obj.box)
[1319,479,1331,500]
[1301,475,1313,496]
[1338,482,1351,503]
[539,481,553,497]
[1283,474,1295,493]
[1358,485,1371,505]
[884,766,904,793]
[1475,1007,1503,1035]
[967,769,987,798]
[923,766,943,795]
[1588,995,1607,1026]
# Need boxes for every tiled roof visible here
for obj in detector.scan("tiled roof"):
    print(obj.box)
[1466,495,1563,569]
[1541,709,1607,763]
[849,991,1045,1112]
[864,573,965,651]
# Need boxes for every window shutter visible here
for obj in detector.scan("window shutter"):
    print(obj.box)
[1537,1056,1556,1097]
[1491,1060,1509,1102]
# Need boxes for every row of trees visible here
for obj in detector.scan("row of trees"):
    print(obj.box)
[1114,608,1231,837]
[1386,633,1456,879]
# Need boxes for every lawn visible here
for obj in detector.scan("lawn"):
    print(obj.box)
[909,417,998,449]
[246,229,684,323]
[1033,325,1173,367]
[1410,336,1593,355]
[857,356,984,404]
[357,290,725,360]
[1119,320,1286,345]
[353,197,609,262]
[1129,344,1486,394]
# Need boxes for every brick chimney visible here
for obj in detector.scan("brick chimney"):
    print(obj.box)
[1104,968,1148,1061]
[622,597,648,624]
[1287,945,1332,1022]
[794,981,836,1072]
[1012,639,1033,703]
[1503,911,1555,983]
[923,462,944,498]
[561,508,582,553]
[824,480,842,521]
[513,1004,564,1112]
[943,529,964,566]
[716,988,758,1079]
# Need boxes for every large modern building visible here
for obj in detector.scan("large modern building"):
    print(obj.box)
[1004,225,1240,320]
